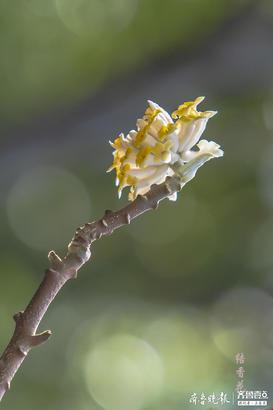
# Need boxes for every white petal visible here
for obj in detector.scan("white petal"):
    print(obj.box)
[170,151,180,163]
[134,164,169,196]
[177,117,209,153]
[147,100,173,123]
[127,166,158,179]
[123,151,138,166]
[128,130,137,139]
[181,139,223,162]
[168,131,180,153]
[143,132,159,146]
[177,140,224,183]
[136,118,147,130]
[197,139,224,157]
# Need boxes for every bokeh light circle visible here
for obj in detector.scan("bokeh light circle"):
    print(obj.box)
[210,287,273,362]
[84,333,163,410]
[143,311,223,393]
[7,166,91,251]
[55,0,138,37]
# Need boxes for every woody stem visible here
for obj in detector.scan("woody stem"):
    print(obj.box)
[0,175,182,402]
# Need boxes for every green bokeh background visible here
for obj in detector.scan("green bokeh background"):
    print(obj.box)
[1,0,273,409]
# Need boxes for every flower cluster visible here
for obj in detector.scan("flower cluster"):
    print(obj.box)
[108,97,223,201]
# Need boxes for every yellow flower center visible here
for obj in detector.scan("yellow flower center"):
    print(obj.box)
[134,109,160,148]
[172,96,207,121]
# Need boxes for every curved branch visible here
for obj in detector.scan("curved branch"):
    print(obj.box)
[0,175,182,401]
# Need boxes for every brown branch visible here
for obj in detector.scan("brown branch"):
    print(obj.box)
[0,175,182,401]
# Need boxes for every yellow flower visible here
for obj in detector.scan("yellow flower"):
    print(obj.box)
[108,97,223,201]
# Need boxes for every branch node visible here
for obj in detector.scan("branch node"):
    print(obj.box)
[73,234,89,246]
[45,268,61,280]
[152,201,159,210]
[13,311,24,324]
[165,175,182,193]
[68,236,90,254]
[165,180,173,194]
[48,251,63,271]
[75,226,84,235]
[30,330,52,347]
[137,194,149,204]
[16,345,27,357]
[89,227,97,240]
[101,218,108,227]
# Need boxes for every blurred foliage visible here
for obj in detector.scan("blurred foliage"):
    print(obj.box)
[2,90,273,409]
[0,0,248,127]
[2,1,273,410]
